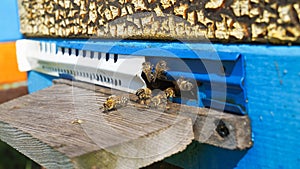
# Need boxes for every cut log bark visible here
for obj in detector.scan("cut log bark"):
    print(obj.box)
[18,0,300,44]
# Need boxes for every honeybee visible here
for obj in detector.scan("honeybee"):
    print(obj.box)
[142,62,154,82]
[150,92,168,108]
[176,77,194,91]
[164,87,176,99]
[153,60,168,82]
[102,95,129,112]
[135,87,152,105]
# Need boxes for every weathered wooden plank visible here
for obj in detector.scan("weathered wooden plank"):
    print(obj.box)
[18,0,300,44]
[0,83,193,169]
[54,79,253,150]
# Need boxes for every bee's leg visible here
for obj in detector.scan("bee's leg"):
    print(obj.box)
[102,109,108,113]
[144,99,151,106]
[139,100,145,105]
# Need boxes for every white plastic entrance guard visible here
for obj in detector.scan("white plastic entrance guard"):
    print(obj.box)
[16,39,147,93]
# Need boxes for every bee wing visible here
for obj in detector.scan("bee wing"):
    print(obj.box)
[145,71,154,83]
[153,60,168,82]
[142,62,154,82]
[176,77,184,84]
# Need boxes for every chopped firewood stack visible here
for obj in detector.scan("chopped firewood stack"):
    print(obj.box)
[18,0,300,44]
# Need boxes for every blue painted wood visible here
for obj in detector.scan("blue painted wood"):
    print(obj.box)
[166,45,300,169]
[26,43,300,169]
[237,53,300,169]
[0,0,23,42]
[31,39,247,114]
[27,71,56,94]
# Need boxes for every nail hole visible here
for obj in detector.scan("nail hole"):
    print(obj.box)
[216,120,230,138]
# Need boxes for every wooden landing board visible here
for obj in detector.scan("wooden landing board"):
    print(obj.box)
[54,79,253,150]
[0,83,193,169]
[18,0,300,44]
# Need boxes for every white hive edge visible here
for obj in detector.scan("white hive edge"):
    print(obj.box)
[16,39,147,93]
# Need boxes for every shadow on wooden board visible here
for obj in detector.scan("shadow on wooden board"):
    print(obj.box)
[0,86,28,104]
[0,140,40,169]
[166,141,248,169]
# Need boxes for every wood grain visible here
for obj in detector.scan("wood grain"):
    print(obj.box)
[0,83,193,169]
[18,0,300,44]
[54,79,253,150]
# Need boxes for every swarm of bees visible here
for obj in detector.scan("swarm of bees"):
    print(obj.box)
[142,60,194,92]
[102,95,129,112]
[135,87,176,109]
[100,60,197,112]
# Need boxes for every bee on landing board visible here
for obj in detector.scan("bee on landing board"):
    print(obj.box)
[135,87,152,105]
[153,60,168,82]
[164,87,176,100]
[150,91,168,108]
[142,62,154,83]
[102,95,129,112]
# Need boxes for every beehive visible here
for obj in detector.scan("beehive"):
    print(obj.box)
[18,0,300,43]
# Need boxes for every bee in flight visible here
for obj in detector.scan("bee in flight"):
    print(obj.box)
[135,87,152,105]
[142,62,154,83]
[153,60,168,82]
[176,77,194,91]
[102,95,129,112]
[142,60,168,83]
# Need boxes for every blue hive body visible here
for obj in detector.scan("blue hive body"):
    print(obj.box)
[2,0,300,168]
[27,40,300,169]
